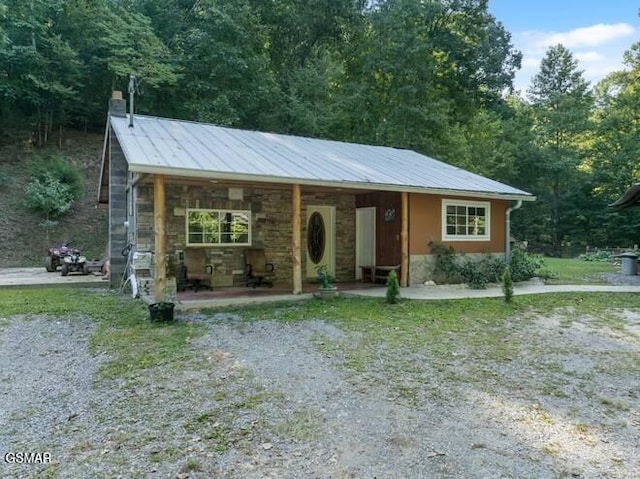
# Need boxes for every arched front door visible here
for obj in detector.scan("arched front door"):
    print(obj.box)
[305,205,335,279]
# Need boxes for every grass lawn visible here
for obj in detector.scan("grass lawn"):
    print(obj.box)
[541,257,618,284]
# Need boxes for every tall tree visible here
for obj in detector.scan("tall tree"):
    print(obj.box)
[527,44,592,254]
[586,43,640,246]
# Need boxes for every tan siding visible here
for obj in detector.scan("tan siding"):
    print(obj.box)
[409,194,509,254]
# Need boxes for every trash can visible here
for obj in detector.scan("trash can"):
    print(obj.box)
[620,252,638,275]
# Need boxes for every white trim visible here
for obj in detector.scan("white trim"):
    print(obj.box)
[442,199,491,242]
[186,208,252,247]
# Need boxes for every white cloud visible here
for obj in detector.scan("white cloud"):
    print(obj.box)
[535,23,635,49]
[510,22,638,94]
[575,51,604,63]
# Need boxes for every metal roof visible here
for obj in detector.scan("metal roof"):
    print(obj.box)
[610,184,640,209]
[110,114,534,201]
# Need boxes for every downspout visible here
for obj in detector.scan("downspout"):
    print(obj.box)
[505,200,523,263]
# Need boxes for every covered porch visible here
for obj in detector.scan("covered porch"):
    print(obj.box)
[145,174,410,304]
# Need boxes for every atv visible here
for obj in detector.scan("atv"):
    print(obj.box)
[45,242,72,272]
[61,248,90,276]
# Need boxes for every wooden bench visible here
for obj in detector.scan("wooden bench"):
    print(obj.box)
[360,265,401,284]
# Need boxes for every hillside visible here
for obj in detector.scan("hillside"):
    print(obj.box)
[0,133,108,267]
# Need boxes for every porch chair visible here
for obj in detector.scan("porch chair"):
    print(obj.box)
[244,248,275,288]
[177,249,213,292]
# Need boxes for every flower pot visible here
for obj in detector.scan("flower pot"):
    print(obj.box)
[315,286,339,300]
[149,302,175,322]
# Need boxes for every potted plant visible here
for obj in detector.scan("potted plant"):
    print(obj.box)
[148,300,175,321]
[149,257,178,321]
[315,264,338,299]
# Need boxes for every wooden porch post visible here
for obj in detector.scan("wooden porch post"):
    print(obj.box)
[400,191,409,287]
[154,174,167,302]
[292,184,303,294]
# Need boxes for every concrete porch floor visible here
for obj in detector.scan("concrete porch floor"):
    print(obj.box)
[174,281,383,310]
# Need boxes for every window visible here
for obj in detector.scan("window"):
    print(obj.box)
[186,209,251,246]
[442,200,490,241]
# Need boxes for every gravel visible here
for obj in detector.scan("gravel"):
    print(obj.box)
[1,301,639,478]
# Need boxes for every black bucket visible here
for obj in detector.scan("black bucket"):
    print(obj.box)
[149,302,175,322]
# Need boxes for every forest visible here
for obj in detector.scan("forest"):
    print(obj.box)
[1,0,639,255]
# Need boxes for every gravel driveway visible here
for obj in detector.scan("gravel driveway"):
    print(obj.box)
[1,302,639,478]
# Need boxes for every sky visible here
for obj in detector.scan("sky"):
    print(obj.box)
[488,0,640,94]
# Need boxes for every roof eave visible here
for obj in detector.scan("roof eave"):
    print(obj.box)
[128,164,536,202]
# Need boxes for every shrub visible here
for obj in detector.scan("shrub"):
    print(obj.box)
[459,253,505,289]
[386,270,400,304]
[502,266,514,303]
[24,172,74,221]
[578,250,613,262]
[429,241,463,284]
[508,248,544,282]
[29,152,84,202]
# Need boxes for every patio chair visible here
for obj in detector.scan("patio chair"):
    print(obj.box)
[244,248,274,288]
[177,249,213,292]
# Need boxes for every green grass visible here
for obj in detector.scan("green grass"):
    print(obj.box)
[218,292,640,400]
[0,288,205,379]
[542,257,617,284]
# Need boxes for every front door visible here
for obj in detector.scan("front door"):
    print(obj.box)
[306,205,336,279]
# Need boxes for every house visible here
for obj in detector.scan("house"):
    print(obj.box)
[99,93,534,300]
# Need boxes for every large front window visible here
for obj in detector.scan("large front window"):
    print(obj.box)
[186,209,251,246]
[442,200,490,241]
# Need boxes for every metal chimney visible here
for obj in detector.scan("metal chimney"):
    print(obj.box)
[128,73,136,128]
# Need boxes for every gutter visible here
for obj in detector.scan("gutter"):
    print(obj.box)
[505,200,523,263]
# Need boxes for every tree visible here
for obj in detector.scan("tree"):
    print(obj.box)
[24,172,74,242]
[586,43,640,246]
[527,44,592,254]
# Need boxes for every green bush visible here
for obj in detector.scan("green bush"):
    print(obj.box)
[578,250,613,262]
[459,253,505,289]
[385,270,400,304]
[24,172,74,220]
[429,241,463,284]
[29,152,84,202]
[508,248,544,282]
[502,266,514,303]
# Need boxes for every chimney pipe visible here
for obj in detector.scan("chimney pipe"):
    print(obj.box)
[128,73,136,128]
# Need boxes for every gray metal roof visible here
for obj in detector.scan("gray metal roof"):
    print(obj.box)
[110,114,534,201]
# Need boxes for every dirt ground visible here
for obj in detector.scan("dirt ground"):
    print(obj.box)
[0,304,638,478]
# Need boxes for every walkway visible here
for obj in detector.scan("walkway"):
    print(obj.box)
[2,268,639,309]
[347,281,640,301]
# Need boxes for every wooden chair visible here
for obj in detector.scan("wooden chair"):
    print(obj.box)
[244,248,274,288]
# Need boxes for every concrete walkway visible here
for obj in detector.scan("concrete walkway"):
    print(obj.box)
[2,267,639,308]
[347,281,640,301]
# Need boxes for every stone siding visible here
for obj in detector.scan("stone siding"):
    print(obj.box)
[107,132,129,288]
[134,182,356,287]
[409,252,506,285]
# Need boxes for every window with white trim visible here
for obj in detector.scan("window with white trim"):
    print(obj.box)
[186,209,251,246]
[442,200,490,241]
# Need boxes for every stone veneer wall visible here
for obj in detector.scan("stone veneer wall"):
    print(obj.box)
[409,252,507,286]
[108,131,129,288]
[134,181,356,287]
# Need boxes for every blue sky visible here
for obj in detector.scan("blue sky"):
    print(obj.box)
[488,0,640,94]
